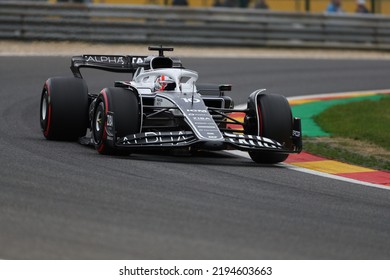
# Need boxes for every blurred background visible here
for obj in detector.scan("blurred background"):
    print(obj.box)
[2,0,389,50]
[43,0,390,15]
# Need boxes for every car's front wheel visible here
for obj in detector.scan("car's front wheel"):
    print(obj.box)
[245,92,293,164]
[92,87,141,155]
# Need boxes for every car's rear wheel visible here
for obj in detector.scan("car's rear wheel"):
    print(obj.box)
[93,87,141,155]
[40,77,89,140]
[245,92,292,164]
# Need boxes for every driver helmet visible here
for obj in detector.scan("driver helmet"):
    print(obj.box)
[154,75,176,91]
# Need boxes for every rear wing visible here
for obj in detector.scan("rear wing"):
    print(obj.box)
[70,55,147,78]
[71,54,183,78]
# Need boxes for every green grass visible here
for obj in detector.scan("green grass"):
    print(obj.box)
[313,95,390,150]
[304,95,390,171]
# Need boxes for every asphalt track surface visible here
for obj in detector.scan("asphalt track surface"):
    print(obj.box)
[1,56,390,259]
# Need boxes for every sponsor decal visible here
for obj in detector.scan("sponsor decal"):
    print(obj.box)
[154,97,174,107]
[182,97,201,103]
[192,117,212,121]
[85,55,126,64]
[83,55,145,65]
[183,108,223,140]
[106,114,113,127]
[132,57,145,64]
[223,132,282,149]
[119,131,194,146]
[186,109,208,113]
[292,130,301,137]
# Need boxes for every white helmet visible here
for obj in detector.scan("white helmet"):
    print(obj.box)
[154,75,176,91]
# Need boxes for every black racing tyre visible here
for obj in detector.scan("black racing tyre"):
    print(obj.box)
[92,87,141,155]
[245,93,293,164]
[40,77,89,140]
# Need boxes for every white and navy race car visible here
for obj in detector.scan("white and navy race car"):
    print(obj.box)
[40,46,302,163]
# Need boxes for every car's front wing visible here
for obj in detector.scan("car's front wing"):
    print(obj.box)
[114,130,301,154]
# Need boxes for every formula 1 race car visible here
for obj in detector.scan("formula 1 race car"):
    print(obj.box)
[40,46,302,163]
